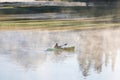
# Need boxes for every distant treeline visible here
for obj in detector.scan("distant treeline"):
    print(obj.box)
[0,6,87,14]
[0,1,119,8]
[35,0,119,3]
[0,6,118,17]
[71,0,118,2]
[65,0,119,6]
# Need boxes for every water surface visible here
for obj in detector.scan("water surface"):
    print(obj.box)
[0,28,120,80]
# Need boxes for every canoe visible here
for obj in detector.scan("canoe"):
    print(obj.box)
[46,46,75,52]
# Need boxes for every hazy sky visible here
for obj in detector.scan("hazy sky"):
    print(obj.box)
[0,0,35,2]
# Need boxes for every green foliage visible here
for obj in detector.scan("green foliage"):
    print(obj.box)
[0,6,118,17]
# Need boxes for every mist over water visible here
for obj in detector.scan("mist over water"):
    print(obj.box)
[0,28,120,80]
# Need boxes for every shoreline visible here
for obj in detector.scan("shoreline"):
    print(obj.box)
[0,16,119,31]
[0,25,120,31]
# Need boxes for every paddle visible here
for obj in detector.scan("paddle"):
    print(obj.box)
[60,43,67,47]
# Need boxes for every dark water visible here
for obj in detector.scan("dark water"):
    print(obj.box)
[0,28,120,80]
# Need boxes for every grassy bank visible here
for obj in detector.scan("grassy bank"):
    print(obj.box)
[0,18,120,30]
[0,6,119,31]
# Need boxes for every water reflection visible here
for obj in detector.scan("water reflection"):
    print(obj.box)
[11,50,47,71]
[0,28,120,80]
[78,28,119,77]
[50,48,75,63]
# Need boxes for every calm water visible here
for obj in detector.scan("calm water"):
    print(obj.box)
[0,28,120,80]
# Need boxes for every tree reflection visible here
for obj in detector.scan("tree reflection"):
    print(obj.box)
[77,29,119,77]
[50,48,75,63]
[10,49,47,71]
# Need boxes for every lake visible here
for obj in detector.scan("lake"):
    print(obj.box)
[0,28,120,80]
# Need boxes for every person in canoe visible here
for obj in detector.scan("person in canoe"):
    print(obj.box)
[54,43,67,49]
[54,43,61,48]
[46,43,74,52]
